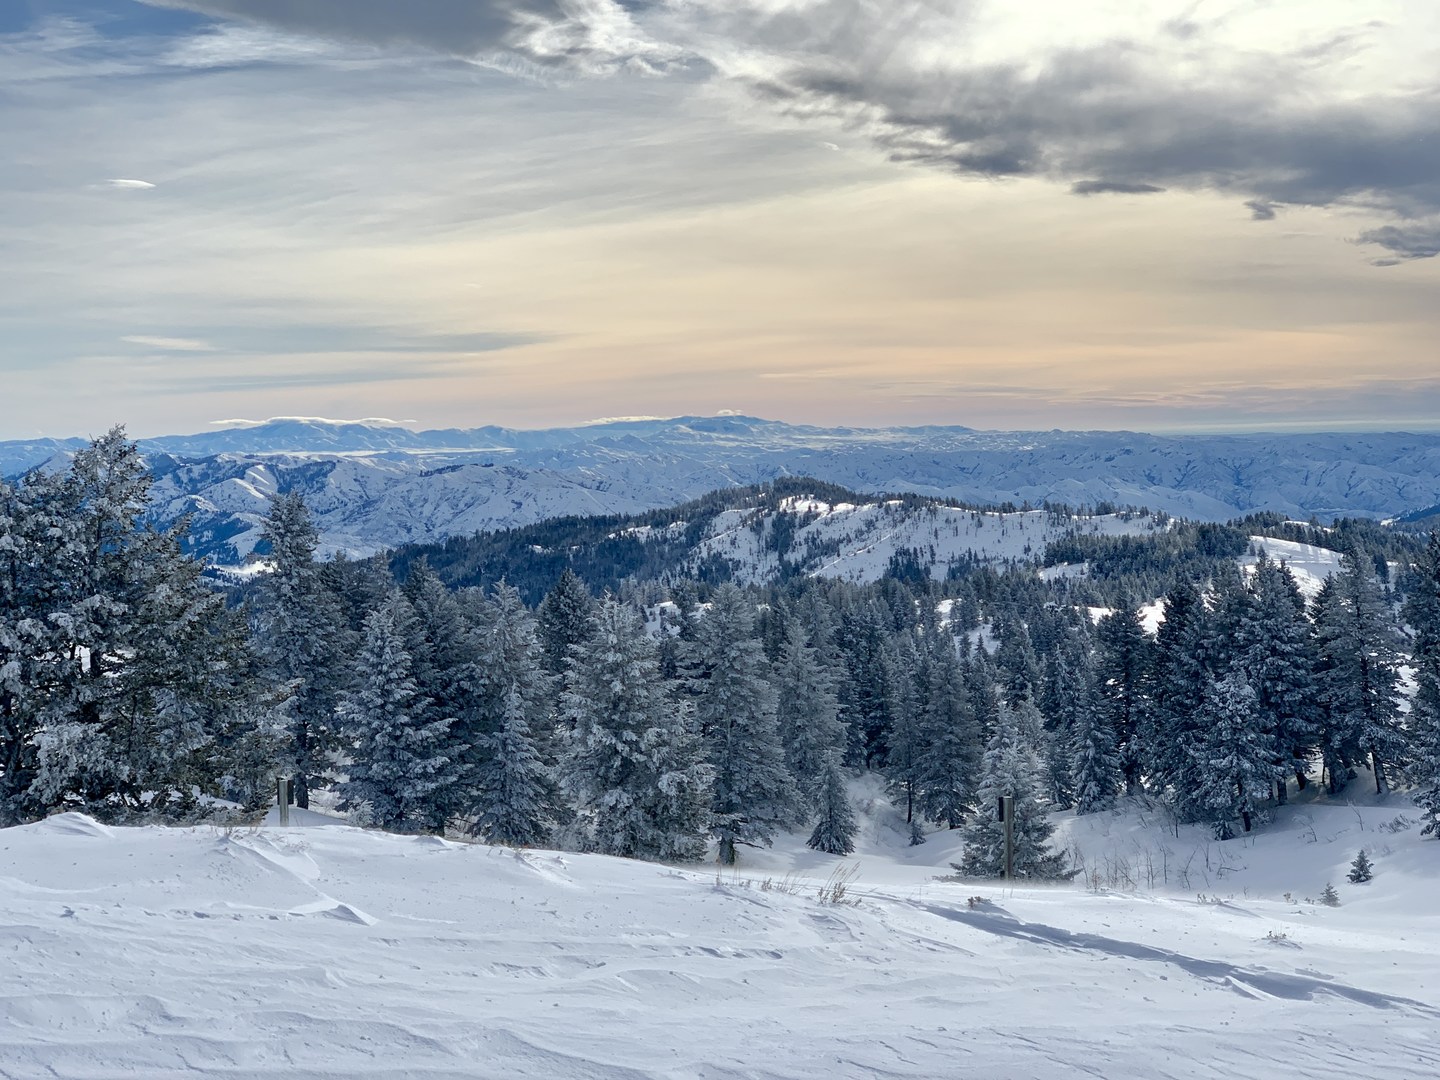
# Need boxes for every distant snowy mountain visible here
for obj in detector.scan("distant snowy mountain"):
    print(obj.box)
[5,416,1439,564]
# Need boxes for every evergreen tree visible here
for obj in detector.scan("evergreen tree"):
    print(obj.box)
[1192,670,1279,838]
[959,701,1066,879]
[471,685,555,846]
[1313,557,1407,795]
[1235,556,1319,803]
[1071,658,1121,815]
[1347,849,1373,883]
[772,620,844,817]
[883,630,924,825]
[251,492,351,807]
[1094,606,1152,797]
[337,595,455,831]
[807,750,858,855]
[562,599,711,860]
[536,568,596,676]
[913,630,980,828]
[16,429,268,819]
[691,584,792,863]
[837,598,898,767]
[1402,534,1440,836]
[994,620,1042,708]
[464,582,562,828]
[1145,580,1212,817]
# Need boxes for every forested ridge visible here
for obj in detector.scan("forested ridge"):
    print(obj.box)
[5,428,1440,874]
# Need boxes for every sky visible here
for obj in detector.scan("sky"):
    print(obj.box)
[3,0,1439,438]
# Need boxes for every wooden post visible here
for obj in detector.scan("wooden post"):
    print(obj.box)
[276,776,292,827]
[1002,794,1015,882]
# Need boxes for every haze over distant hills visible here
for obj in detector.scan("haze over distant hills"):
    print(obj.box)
[4,415,1439,565]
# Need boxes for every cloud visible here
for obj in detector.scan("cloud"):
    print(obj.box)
[1070,180,1165,196]
[141,0,680,73]
[129,1,1440,262]
[122,335,214,351]
[1354,221,1440,261]
[105,178,156,189]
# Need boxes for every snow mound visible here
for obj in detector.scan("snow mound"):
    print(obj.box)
[31,812,113,838]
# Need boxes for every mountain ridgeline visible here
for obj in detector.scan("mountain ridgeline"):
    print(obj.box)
[6,415,1440,567]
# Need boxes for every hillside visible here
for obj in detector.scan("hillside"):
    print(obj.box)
[2,792,1435,1079]
[385,480,1171,600]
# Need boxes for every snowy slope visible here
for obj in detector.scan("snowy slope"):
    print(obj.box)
[1,798,1436,1080]
[1242,536,1348,600]
[687,499,1165,585]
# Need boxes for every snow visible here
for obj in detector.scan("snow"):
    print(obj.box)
[1242,536,1347,600]
[5,786,1436,1079]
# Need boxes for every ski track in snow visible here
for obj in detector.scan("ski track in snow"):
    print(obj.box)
[2,801,1439,1079]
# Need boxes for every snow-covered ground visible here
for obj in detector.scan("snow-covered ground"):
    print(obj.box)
[1242,537,1347,599]
[3,784,1437,1079]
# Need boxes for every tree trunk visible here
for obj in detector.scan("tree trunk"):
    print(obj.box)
[1372,752,1389,796]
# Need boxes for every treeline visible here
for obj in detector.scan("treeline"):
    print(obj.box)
[4,430,1440,875]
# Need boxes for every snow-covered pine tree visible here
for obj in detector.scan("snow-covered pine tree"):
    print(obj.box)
[913,628,980,829]
[1313,555,1407,795]
[1347,849,1374,883]
[28,428,155,810]
[639,701,713,863]
[465,582,563,826]
[104,523,269,818]
[1402,534,1440,836]
[807,749,858,855]
[536,568,596,676]
[1144,580,1212,817]
[1192,670,1280,838]
[835,599,894,768]
[959,700,1066,879]
[994,620,1042,708]
[0,472,56,823]
[1235,556,1320,803]
[14,428,267,819]
[691,583,792,864]
[1094,606,1152,797]
[470,685,555,846]
[561,599,711,861]
[772,619,845,818]
[251,492,352,808]
[883,629,924,826]
[337,594,456,832]
[1070,657,1121,815]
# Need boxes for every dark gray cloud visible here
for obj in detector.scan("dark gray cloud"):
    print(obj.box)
[717,6,1440,261]
[1071,180,1165,196]
[1355,223,1440,262]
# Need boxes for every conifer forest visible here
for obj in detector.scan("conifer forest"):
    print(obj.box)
[5,428,1440,874]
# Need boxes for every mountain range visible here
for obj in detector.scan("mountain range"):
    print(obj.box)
[4,415,1439,565]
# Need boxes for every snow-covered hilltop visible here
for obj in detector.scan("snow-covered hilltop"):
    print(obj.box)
[4,416,1440,564]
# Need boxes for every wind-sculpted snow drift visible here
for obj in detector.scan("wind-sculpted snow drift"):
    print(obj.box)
[1,796,1438,1079]
[4,416,1439,564]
